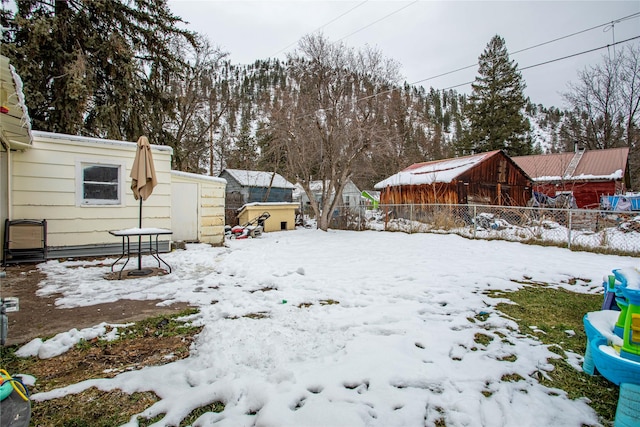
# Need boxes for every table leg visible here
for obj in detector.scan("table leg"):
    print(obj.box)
[110,236,126,273]
[149,234,172,273]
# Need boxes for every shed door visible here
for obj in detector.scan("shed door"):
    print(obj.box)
[172,182,198,242]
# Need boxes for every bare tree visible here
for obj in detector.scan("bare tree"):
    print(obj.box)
[561,44,640,151]
[266,34,400,230]
[147,36,229,173]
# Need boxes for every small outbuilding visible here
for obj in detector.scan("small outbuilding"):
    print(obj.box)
[171,171,226,244]
[219,168,295,225]
[237,202,298,232]
[512,147,630,208]
[375,150,532,206]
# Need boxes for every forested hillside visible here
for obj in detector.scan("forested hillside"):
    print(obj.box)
[2,0,637,203]
[181,57,572,189]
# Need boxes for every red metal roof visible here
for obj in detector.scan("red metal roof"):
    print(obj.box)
[512,147,629,181]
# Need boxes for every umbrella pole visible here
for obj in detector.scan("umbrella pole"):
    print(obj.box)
[138,197,143,270]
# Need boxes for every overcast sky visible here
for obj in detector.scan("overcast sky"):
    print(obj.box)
[168,1,640,108]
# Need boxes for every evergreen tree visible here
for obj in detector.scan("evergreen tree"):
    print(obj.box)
[4,0,195,140]
[458,35,532,156]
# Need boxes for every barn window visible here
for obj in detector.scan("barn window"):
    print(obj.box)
[76,161,125,206]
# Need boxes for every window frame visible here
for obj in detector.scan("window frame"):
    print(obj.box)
[75,160,126,206]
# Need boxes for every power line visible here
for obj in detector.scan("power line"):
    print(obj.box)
[337,1,418,42]
[409,11,640,87]
[271,1,418,58]
[270,1,370,58]
[440,35,640,92]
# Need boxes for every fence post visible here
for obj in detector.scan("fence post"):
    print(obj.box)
[410,204,414,234]
[473,205,477,239]
[567,209,572,249]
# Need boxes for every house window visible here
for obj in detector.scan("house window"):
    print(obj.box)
[76,161,124,205]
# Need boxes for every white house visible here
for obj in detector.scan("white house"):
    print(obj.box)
[294,179,362,210]
[0,55,226,261]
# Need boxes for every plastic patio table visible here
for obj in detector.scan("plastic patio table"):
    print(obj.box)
[109,227,172,279]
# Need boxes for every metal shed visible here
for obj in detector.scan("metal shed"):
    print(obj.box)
[512,147,630,208]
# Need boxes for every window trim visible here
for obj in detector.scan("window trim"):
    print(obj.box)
[75,159,127,207]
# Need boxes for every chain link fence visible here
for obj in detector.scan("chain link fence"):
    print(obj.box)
[322,203,640,256]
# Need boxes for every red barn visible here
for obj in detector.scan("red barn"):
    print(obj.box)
[375,150,532,206]
[512,147,630,209]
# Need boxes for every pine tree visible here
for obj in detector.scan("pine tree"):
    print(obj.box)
[5,0,196,140]
[459,35,532,156]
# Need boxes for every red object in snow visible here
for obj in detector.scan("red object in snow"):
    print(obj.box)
[0,106,9,114]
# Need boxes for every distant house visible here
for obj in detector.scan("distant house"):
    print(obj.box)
[294,179,361,210]
[219,169,295,224]
[512,147,630,208]
[361,190,380,209]
[374,150,531,206]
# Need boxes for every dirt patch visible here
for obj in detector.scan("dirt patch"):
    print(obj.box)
[1,263,192,346]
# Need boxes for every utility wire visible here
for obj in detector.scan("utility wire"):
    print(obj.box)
[270,1,370,58]
[440,35,640,91]
[409,11,640,87]
[355,34,640,103]
[337,1,418,42]
[271,0,418,58]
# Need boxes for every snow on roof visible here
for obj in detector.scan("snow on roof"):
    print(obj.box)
[33,131,174,153]
[171,170,227,184]
[1,55,33,148]
[223,169,295,189]
[374,151,499,189]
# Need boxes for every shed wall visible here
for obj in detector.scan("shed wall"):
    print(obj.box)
[171,172,226,245]
[379,152,530,207]
[238,203,297,232]
[533,181,619,209]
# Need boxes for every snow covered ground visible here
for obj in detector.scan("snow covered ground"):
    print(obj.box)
[17,229,639,426]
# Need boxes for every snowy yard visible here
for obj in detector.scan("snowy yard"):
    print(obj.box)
[18,229,639,426]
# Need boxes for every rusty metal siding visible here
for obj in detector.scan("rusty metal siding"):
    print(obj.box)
[379,151,531,206]
[534,181,618,209]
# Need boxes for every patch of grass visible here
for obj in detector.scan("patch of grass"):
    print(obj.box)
[500,373,525,382]
[491,286,618,424]
[178,401,225,426]
[319,299,339,305]
[497,354,517,362]
[249,286,277,293]
[0,309,203,427]
[243,312,269,319]
[118,308,200,340]
[474,332,493,347]
[31,388,158,427]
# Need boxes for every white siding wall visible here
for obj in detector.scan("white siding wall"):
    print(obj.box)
[10,132,172,252]
[171,171,226,245]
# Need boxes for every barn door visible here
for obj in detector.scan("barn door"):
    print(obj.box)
[171,182,198,242]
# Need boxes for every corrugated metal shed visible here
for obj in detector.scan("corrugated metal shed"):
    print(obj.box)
[512,148,630,208]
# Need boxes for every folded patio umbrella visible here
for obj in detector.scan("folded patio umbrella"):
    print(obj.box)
[131,135,157,202]
[129,136,158,274]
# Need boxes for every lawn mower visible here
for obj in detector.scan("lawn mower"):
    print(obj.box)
[226,212,271,239]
